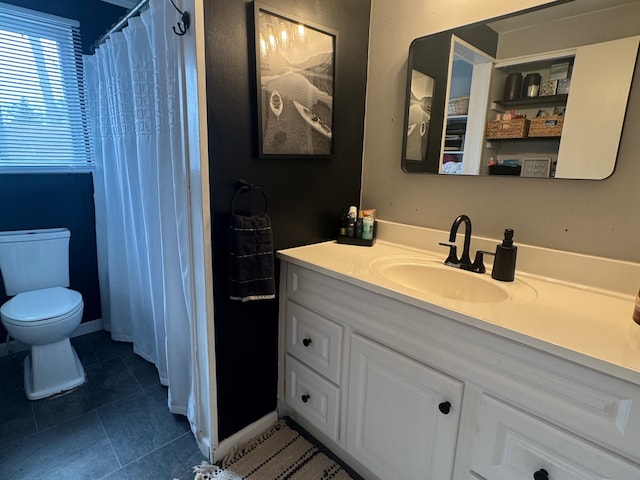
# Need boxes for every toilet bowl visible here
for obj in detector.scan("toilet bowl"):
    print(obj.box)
[1,287,86,400]
[0,229,87,400]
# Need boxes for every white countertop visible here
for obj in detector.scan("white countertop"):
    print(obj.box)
[278,228,640,385]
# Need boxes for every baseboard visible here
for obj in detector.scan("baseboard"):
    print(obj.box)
[0,318,103,357]
[72,318,103,338]
[212,411,278,462]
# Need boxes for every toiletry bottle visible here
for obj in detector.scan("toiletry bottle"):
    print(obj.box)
[346,217,355,238]
[355,218,363,238]
[338,210,347,237]
[634,288,640,326]
[491,228,518,282]
[362,215,374,240]
[346,206,357,238]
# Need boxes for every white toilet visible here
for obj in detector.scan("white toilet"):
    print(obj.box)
[0,228,86,400]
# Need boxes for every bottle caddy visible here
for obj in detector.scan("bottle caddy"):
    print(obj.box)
[337,206,376,246]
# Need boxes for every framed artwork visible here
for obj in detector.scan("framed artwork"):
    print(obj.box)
[521,157,552,178]
[405,70,434,162]
[254,3,336,158]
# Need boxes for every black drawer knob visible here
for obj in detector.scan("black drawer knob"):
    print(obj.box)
[302,338,312,347]
[438,401,451,414]
[301,394,310,403]
[534,469,549,480]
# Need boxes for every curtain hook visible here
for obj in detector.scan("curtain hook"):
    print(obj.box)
[169,0,190,36]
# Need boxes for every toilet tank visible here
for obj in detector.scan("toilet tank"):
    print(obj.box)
[0,228,71,296]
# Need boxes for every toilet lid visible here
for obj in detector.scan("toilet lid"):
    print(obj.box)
[0,287,83,322]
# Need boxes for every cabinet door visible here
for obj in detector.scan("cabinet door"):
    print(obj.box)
[472,394,640,480]
[556,35,639,179]
[347,334,463,480]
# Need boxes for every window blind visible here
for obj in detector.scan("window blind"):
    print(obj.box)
[0,3,92,172]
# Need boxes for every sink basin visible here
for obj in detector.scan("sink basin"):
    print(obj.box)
[370,256,536,304]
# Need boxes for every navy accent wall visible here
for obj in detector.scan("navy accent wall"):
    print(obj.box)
[204,0,371,440]
[0,1,126,340]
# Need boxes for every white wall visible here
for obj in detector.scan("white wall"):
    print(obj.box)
[362,0,640,262]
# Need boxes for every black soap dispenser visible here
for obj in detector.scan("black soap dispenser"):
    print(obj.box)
[491,229,518,282]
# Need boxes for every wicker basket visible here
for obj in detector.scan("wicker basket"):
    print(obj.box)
[529,115,564,137]
[486,118,530,139]
[448,96,469,116]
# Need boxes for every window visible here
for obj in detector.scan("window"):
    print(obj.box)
[0,3,92,172]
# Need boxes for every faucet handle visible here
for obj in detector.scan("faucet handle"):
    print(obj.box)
[471,250,495,274]
[438,242,459,266]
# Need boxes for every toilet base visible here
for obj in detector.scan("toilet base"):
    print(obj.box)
[24,338,87,400]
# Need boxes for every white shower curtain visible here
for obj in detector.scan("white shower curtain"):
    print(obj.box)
[84,0,196,426]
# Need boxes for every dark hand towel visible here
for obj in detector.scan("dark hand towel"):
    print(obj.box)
[229,213,276,302]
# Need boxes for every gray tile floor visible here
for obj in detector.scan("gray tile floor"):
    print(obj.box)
[0,330,206,479]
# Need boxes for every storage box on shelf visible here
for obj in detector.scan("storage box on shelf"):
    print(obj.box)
[448,96,469,116]
[488,165,522,176]
[528,115,564,137]
[485,118,530,139]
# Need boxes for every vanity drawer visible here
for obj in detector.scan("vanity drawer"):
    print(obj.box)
[286,301,343,384]
[477,338,640,462]
[471,394,640,480]
[285,355,341,442]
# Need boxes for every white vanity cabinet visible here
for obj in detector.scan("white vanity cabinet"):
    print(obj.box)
[277,260,640,480]
[279,262,464,479]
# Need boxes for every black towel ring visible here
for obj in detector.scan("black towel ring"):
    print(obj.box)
[230,180,268,216]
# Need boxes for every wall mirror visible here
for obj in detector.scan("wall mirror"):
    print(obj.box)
[402,0,640,179]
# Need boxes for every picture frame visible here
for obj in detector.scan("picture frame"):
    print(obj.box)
[254,3,336,158]
[521,157,552,178]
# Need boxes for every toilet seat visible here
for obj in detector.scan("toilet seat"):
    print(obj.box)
[0,287,83,326]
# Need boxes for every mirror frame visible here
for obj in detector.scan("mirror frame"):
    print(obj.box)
[401,0,639,179]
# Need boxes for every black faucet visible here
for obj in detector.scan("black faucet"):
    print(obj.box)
[450,214,472,266]
[439,214,488,273]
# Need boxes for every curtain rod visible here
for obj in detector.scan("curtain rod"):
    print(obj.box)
[93,0,150,51]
